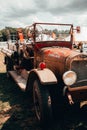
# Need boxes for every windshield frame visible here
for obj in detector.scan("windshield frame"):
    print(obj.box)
[33,23,73,43]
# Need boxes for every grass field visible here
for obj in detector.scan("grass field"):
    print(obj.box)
[0,52,87,130]
[0,52,41,130]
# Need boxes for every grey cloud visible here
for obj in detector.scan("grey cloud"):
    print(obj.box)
[69,0,87,9]
[0,0,87,29]
[34,0,87,15]
[66,0,87,14]
[34,0,48,9]
[6,7,38,18]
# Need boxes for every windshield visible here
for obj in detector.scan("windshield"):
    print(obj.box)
[34,23,72,42]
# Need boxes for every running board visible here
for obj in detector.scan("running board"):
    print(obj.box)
[9,71,27,91]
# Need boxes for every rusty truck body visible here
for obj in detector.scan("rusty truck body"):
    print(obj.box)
[2,22,87,125]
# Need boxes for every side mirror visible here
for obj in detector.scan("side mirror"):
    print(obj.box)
[76,26,80,33]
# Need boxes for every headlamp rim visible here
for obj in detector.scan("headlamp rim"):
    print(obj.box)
[63,70,77,86]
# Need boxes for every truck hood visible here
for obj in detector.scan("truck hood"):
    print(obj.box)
[41,47,78,60]
[41,47,87,68]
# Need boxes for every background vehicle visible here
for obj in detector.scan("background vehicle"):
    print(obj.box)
[1,23,87,125]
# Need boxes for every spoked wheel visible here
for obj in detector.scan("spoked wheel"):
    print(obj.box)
[35,24,44,41]
[26,24,44,41]
[33,80,53,125]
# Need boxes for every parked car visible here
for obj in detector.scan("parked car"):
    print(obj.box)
[1,22,87,125]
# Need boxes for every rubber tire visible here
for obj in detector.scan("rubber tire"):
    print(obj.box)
[33,80,53,125]
[71,102,80,113]
[6,56,13,78]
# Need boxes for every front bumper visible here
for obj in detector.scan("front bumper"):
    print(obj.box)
[68,85,87,102]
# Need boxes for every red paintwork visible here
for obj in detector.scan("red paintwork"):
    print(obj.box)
[34,41,72,51]
[43,47,73,58]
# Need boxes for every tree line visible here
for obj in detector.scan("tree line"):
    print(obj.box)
[0,27,25,41]
[0,26,70,41]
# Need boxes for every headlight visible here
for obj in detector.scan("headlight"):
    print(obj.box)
[63,71,77,86]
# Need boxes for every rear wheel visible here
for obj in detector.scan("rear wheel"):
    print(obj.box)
[5,56,13,77]
[33,80,53,125]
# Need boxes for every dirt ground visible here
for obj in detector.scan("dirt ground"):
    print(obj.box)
[0,52,87,130]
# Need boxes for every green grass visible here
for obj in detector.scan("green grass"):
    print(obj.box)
[0,73,41,130]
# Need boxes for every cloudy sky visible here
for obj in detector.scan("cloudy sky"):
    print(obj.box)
[0,0,87,29]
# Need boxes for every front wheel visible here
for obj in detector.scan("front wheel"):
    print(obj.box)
[33,80,53,125]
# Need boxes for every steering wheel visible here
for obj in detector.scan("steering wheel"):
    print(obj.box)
[25,25,43,41]
[35,24,44,41]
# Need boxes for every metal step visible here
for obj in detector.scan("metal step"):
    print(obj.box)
[9,71,27,91]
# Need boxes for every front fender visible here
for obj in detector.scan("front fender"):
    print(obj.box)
[26,68,57,91]
[26,68,57,93]
[31,68,57,85]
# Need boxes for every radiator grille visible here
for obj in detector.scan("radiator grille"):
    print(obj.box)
[71,60,87,87]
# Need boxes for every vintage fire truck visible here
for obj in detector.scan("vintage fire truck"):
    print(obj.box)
[1,23,87,124]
